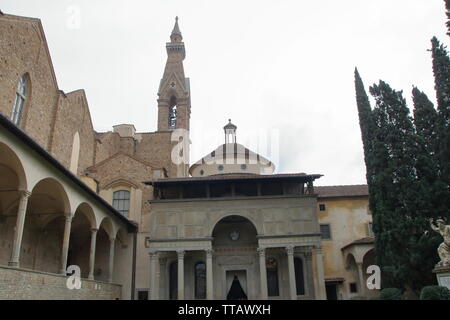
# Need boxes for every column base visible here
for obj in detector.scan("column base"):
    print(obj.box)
[8,261,19,267]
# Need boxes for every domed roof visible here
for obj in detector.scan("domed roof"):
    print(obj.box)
[223,119,237,130]
[189,142,275,176]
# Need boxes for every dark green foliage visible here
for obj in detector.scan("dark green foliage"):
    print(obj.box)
[368,81,424,290]
[379,288,403,300]
[353,2,450,298]
[412,87,450,222]
[431,37,450,186]
[420,285,450,300]
[445,0,450,36]
[354,73,449,294]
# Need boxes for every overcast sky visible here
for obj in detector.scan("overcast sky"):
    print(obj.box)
[2,0,449,186]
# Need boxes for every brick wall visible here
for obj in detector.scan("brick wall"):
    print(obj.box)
[0,15,59,149]
[0,266,122,300]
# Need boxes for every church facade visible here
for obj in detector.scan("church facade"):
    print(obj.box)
[0,12,375,300]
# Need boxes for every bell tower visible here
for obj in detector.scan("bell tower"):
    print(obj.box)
[157,17,191,132]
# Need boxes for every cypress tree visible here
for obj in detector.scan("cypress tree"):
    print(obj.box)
[411,87,448,289]
[354,69,387,279]
[431,37,450,185]
[369,81,419,290]
[445,0,450,36]
[354,68,374,166]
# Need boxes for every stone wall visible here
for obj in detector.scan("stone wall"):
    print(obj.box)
[0,266,121,300]
[0,15,59,149]
[49,90,96,175]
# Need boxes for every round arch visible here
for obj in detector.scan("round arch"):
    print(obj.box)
[30,177,71,215]
[209,213,261,237]
[103,178,140,190]
[98,216,115,240]
[73,202,97,229]
[345,252,357,270]
[0,141,27,190]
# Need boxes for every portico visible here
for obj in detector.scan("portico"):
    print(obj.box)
[145,171,327,300]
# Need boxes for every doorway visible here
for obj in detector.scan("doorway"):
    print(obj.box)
[326,284,338,300]
[226,270,248,300]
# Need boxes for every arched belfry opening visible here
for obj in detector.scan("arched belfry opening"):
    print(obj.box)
[168,96,177,129]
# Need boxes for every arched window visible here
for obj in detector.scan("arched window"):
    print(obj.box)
[266,258,279,296]
[169,261,178,300]
[195,262,206,299]
[112,190,130,217]
[294,257,305,295]
[168,96,177,128]
[11,74,28,126]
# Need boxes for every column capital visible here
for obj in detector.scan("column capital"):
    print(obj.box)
[315,245,323,254]
[91,228,98,234]
[109,237,116,244]
[286,245,295,255]
[257,247,266,256]
[149,250,158,259]
[19,190,32,198]
[64,212,73,221]
[205,249,213,257]
[304,251,313,260]
[177,250,185,259]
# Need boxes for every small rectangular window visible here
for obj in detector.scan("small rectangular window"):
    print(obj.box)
[350,283,358,293]
[137,290,148,300]
[319,204,326,211]
[320,224,331,240]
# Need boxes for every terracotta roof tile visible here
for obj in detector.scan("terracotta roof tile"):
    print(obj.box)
[341,237,374,251]
[315,184,368,198]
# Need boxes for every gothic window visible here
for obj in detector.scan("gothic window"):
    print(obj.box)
[266,258,280,296]
[168,96,177,128]
[294,257,305,295]
[11,74,28,126]
[169,261,178,300]
[194,262,206,299]
[112,190,130,217]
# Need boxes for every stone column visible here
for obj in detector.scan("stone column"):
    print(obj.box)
[88,228,98,280]
[258,247,268,300]
[304,250,313,296]
[159,257,167,300]
[314,246,327,300]
[149,251,158,300]
[206,249,214,300]
[60,212,73,274]
[9,190,31,267]
[286,245,297,300]
[177,250,185,300]
[357,262,366,297]
[108,237,116,283]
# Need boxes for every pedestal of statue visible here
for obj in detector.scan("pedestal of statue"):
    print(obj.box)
[433,264,450,289]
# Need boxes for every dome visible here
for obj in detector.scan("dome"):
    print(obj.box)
[189,142,275,177]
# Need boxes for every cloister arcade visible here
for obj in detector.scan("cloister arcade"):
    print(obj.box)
[0,123,136,298]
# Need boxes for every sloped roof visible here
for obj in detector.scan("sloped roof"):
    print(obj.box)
[146,172,322,185]
[189,143,275,174]
[341,237,374,251]
[315,184,368,198]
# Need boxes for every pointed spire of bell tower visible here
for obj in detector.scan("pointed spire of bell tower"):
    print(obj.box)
[170,16,182,42]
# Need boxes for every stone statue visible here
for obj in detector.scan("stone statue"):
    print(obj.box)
[430,218,450,267]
